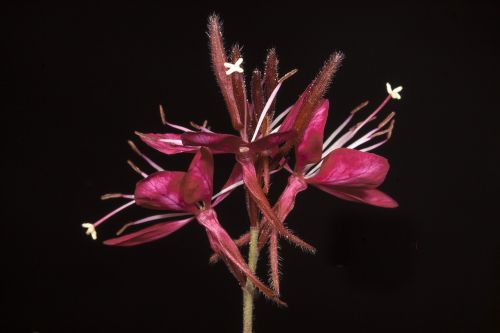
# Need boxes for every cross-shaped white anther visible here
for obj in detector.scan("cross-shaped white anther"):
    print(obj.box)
[82,223,97,240]
[224,58,244,75]
[386,82,403,100]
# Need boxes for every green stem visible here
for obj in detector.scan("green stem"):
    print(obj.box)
[243,226,259,333]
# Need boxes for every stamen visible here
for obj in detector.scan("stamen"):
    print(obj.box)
[251,81,283,142]
[322,114,354,150]
[270,125,281,134]
[251,69,297,142]
[116,212,193,235]
[346,128,379,149]
[359,121,395,152]
[350,100,369,114]
[211,180,245,200]
[159,105,193,132]
[127,160,148,178]
[360,139,388,152]
[278,69,298,84]
[224,57,244,75]
[190,121,213,133]
[128,140,163,171]
[101,193,134,200]
[377,112,395,129]
[270,105,293,129]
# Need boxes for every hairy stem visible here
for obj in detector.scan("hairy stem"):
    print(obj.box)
[243,226,259,333]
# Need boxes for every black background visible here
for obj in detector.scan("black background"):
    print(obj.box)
[4,1,499,332]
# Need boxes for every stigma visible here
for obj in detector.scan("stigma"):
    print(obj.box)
[82,223,97,240]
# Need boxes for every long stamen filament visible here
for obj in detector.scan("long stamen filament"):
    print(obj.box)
[128,140,164,171]
[212,180,245,200]
[116,212,193,235]
[322,114,354,150]
[101,193,134,200]
[251,81,283,142]
[159,105,193,132]
[270,105,293,129]
[127,160,148,178]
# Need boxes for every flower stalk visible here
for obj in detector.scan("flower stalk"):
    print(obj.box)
[243,226,260,333]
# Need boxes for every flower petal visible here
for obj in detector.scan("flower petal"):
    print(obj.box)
[138,133,198,155]
[312,185,398,208]
[103,217,194,246]
[196,209,283,304]
[278,87,308,133]
[182,148,214,206]
[249,130,296,153]
[308,148,390,188]
[181,132,243,154]
[295,99,329,171]
[134,171,194,212]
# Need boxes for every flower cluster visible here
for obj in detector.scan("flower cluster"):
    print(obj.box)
[83,15,401,307]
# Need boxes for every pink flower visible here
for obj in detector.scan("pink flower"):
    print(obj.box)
[83,148,282,303]
[237,84,401,292]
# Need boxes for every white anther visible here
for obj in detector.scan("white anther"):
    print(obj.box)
[386,82,403,100]
[224,58,244,75]
[82,223,97,240]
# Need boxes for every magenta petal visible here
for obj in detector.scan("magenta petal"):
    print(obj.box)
[274,175,309,220]
[134,171,195,211]
[196,209,280,302]
[139,133,198,155]
[295,99,329,171]
[249,130,296,153]
[181,132,243,154]
[278,87,309,133]
[182,148,214,206]
[313,185,398,208]
[103,217,194,246]
[308,148,390,188]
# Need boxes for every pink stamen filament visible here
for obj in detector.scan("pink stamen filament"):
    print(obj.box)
[190,121,214,133]
[360,139,388,152]
[251,81,283,142]
[270,125,281,134]
[159,105,193,132]
[101,193,135,200]
[346,127,380,149]
[93,200,136,228]
[347,94,392,140]
[211,180,244,200]
[270,105,293,129]
[322,114,354,150]
[322,94,392,157]
[116,212,193,235]
[127,160,148,178]
[305,94,394,178]
[128,141,163,171]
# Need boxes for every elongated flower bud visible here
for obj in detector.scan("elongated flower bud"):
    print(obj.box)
[207,15,243,130]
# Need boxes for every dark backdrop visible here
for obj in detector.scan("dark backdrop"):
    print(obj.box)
[4,1,499,332]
